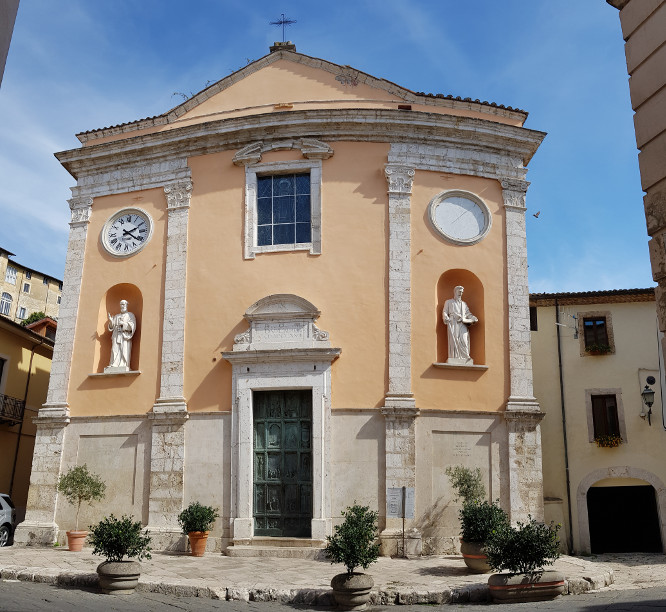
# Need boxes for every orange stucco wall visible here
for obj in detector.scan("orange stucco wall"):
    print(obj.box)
[83,59,523,147]
[411,174,509,411]
[68,145,511,417]
[184,142,390,412]
[67,190,167,416]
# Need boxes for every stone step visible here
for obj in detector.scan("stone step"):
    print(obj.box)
[227,545,327,559]
[246,537,326,548]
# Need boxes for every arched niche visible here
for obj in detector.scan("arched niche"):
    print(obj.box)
[93,284,143,373]
[436,270,485,364]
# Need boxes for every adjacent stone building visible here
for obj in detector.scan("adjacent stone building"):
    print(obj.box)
[607,1,666,370]
[16,45,546,554]
[531,288,665,554]
[0,248,62,324]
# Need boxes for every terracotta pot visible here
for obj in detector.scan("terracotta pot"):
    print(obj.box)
[66,530,87,552]
[488,570,565,603]
[187,531,209,557]
[97,560,141,594]
[331,572,374,611]
[460,539,491,573]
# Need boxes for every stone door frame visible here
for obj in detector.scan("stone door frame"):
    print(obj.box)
[227,359,334,543]
[222,294,340,543]
[576,466,666,553]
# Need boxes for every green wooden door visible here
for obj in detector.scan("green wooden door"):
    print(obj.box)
[253,390,312,537]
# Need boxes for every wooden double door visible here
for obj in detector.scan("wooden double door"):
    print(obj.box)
[253,390,312,537]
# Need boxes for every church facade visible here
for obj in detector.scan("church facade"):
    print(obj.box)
[16,45,545,555]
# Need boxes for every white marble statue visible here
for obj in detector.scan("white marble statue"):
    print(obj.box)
[442,286,478,365]
[106,299,136,372]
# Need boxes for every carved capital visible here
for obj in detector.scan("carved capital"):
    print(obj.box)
[164,180,193,210]
[312,324,329,341]
[385,164,415,195]
[68,196,93,225]
[500,178,530,210]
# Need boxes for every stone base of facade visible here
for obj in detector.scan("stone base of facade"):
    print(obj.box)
[13,521,59,547]
[144,527,187,552]
[379,527,422,557]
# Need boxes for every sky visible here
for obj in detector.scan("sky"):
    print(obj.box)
[0,1,652,293]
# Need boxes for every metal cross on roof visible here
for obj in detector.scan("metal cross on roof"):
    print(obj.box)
[270,13,297,42]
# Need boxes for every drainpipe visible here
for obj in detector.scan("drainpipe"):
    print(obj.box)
[9,336,44,497]
[555,298,574,554]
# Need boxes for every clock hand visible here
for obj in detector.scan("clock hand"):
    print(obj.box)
[122,228,139,239]
[450,209,471,225]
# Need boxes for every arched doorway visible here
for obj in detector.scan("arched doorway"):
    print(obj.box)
[577,467,666,554]
[587,485,661,552]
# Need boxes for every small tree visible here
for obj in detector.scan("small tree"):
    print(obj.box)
[325,504,380,577]
[177,502,219,534]
[57,464,106,531]
[20,311,47,327]
[445,465,485,504]
[459,500,509,543]
[485,517,561,576]
[89,515,151,563]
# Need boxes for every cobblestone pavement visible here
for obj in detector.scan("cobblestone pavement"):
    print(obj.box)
[1,546,656,606]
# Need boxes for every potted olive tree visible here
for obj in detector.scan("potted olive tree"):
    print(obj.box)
[325,504,380,611]
[89,514,151,594]
[57,464,106,551]
[458,500,509,573]
[177,501,219,557]
[485,517,564,603]
[446,465,508,573]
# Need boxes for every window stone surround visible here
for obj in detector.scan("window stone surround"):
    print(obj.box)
[584,388,627,443]
[578,310,616,356]
[240,159,324,260]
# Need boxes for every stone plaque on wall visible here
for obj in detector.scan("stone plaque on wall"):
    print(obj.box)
[421,431,492,553]
[77,434,140,526]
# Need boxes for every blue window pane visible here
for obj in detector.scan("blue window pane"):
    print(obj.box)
[257,198,272,225]
[296,195,310,222]
[273,196,294,223]
[296,223,311,244]
[273,223,295,245]
[257,225,272,246]
[295,174,310,195]
[257,177,272,198]
[275,176,294,196]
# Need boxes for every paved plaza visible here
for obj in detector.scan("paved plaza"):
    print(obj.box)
[2,547,658,605]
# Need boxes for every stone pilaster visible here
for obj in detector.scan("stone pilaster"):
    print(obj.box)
[44,196,93,410]
[384,164,416,410]
[157,179,192,404]
[380,165,420,555]
[146,180,192,548]
[14,196,92,546]
[501,178,545,522]
[379,406,422,556]
[146,405,188,550]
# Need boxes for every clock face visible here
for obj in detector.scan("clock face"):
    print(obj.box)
[101,208,153,257]
[428,191,491,245]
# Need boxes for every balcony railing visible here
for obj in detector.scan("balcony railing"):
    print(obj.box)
[0,393,25,425]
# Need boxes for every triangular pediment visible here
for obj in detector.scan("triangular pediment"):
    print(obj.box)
[166,51,412,125]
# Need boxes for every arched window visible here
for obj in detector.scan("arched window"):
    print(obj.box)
[0,293,12,316]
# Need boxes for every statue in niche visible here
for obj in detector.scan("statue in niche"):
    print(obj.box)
[442,286,478,365]
[105,299,136,373]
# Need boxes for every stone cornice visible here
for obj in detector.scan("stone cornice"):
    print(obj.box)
[222,347,341,364]
[57,109,546,185]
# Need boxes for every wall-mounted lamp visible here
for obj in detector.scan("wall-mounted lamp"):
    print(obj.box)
[641,379,656,426]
